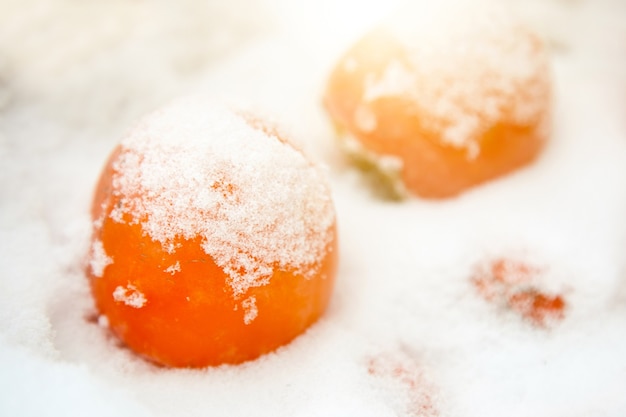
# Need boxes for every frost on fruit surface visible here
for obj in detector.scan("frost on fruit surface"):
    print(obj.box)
[113,284,147,309]
[89,239,113,278]
[361,0,551,156]
[108,97,335,298]
[164,262,181,275]
[353,104,378,133]
[242,295,258,325]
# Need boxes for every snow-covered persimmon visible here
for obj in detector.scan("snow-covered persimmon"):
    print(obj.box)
[87,98,338,368]
[324,1,551,198]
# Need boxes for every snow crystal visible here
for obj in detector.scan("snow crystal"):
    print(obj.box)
[112,284,147,309]
[353,104,378,133]
[89,240,113,278]
[363,60,415,103]
[97,315,109,328]
[242,296,258,325]
[164,261,181,275]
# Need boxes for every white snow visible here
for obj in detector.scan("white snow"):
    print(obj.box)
[89,239,113,278]
[164,262,181,276]
[113,284,147,309]
[1,0,626,416]
[242,296,259,325]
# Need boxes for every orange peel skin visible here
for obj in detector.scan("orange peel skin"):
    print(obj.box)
[87,109,338,368]
[324,22,551,199]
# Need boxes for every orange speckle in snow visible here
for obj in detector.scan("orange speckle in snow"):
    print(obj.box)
[472,258,566,327]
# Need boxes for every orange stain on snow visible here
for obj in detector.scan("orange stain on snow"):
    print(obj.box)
[472,258,566,327]
[367,351,439,417]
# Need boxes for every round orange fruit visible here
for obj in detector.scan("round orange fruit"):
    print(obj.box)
[324,1,552,198]
[87,98,338,367]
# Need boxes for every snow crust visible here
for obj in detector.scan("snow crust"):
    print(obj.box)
[113,284,147,309]
[367,0,551,156]
[88,239,112,278]
[107,98,335,297]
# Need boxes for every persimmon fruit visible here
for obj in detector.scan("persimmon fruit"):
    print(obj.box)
[86,98,338,367]
[324,2,552,198]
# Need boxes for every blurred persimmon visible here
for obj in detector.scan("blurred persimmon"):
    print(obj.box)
[324,1,551,198]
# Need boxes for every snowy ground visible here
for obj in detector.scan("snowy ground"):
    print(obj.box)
[1,0,626,416]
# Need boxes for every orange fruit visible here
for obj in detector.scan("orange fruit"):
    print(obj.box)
[86,98,338,367]
[324,2,551,198]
